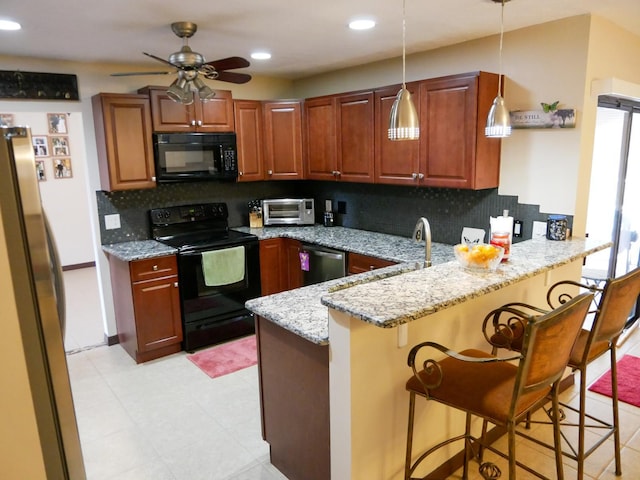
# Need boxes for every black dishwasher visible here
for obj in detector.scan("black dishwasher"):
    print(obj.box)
[301,243,346,286]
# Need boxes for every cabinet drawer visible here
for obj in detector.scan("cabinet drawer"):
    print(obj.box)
[348,253,396,274]
[130,255,177,282]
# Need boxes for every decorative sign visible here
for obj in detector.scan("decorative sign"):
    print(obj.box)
[510,101,576,129]
[0,70,79,101]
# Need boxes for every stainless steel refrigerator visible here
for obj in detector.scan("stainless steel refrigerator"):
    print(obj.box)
[0,126,85,478]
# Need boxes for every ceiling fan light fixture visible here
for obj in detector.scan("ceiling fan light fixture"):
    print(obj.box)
[166,76,194,104]
[193,76,216,102]
[485,0,512,138]
[388,0,419,141]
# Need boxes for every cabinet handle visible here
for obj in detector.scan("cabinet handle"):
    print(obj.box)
[412,173,418,180]
[267,170,273,175]
[369,265,375,271]
[239,171,244,176]
[418,173,424,179]
[152,265,158,271]
[191,120,196,126]
[151,176,156,182]
[197,120,202,126]
[335,170,341,176]
[174,282,179,288]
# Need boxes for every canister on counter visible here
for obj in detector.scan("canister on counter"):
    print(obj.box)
[546,215,568,240]
[490,231,510,261]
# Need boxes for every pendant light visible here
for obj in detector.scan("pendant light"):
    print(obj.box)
[388,0,419,141]
[485,0,512,138]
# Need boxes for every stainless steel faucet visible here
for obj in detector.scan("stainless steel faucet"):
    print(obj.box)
[413,217,432,268]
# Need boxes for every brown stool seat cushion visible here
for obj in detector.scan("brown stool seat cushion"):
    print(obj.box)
[406,349,551,425]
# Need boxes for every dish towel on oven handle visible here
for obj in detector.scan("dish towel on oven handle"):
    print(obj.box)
[201,246,245,286]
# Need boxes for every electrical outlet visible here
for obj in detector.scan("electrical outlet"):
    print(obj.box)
[104,214,121,230]
[532,221,547,238]
[337,201,347,214]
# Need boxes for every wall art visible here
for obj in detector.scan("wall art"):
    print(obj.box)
[53,157,72,179]
[47,113,68,134]
[0,113,14,127]
[50,136,70,156]
[36,160,46,181]
[33,135,49,157]
[510,101,576,129]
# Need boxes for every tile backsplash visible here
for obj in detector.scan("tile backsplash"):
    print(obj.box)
[96,180,570,246]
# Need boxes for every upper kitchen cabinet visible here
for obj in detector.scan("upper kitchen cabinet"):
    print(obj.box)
[263,100,304,180]
[141,86,235,133]
[234,100,265,182]
[92,93,156,191]
[374,82,421,185]
[419,71,501,190]
[304,92,374,183]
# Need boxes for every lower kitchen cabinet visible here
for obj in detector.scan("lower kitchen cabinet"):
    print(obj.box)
[256,316,329,480]
[109,255,183,363]
[259,238,303,296]
[347,252,396,274]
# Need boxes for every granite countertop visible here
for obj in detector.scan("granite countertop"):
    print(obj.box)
[102,240,177,261]
[247,236,611,345]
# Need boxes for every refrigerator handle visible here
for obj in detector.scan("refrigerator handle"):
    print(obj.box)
[43,211,66,336]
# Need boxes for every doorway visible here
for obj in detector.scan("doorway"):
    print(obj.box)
[584,95,640,329]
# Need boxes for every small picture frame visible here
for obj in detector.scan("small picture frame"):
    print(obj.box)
[0,113,14,127]
[35,160,46,181]
[53,158,72,179]
[47,113,68,134]
[50,136,70,156]
[33,135,49,157]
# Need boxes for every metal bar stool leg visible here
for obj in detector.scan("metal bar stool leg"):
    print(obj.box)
[611,348,622,475]
[405,392,417,480]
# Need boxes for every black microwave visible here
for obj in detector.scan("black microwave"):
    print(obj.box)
[153,132,238,183]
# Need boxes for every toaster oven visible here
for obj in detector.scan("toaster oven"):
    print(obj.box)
[262,198,315,226]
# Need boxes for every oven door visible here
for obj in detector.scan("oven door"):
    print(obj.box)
[177,240,260,350]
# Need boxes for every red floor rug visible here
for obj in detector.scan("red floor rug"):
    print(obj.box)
[187,335,257,379]
[588,354,640,408]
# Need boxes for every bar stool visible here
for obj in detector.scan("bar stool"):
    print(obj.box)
[404,292,593,480]
[486,266,640,479]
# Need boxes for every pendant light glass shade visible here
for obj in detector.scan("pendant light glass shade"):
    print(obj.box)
[485,0,512,138]
[388,87,419,140]
[388,0,419,141]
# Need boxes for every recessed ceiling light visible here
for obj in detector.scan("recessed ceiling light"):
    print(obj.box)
[251,52,271,60]
[348,19,376,31]
[0,19,21,31]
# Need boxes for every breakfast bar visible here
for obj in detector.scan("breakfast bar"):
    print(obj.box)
[246,236,610,480]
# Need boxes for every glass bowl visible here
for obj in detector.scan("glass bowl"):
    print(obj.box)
[453,243,504,271]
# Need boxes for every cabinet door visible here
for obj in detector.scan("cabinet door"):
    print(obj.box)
[259,238,287,295]
[419,72,501,189]
[374,83,421,185]
[234,100,265,182]
[336,91,374,183]
[195,89,235,132]
[304,96,337,181]
[284,238,303,290]
[147,87,196,132]
[132,275,182,353]
[347,252,396,274]
[92,93,155,191]
[263,101,303,180]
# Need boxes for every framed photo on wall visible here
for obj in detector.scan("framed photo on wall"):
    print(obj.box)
[36,160,46,181]
[33,135,49,157]
[53,157,72,179]
[47,113,68,134]
[0,113,13,127]
[50,136,70,156]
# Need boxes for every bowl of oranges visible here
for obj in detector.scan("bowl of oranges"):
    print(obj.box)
[453,243,504,271]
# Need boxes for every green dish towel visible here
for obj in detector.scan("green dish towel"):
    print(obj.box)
[201,246,245,286]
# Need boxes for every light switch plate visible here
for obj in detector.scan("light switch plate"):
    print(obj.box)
[532,221,547,238]
[104,214,121,230]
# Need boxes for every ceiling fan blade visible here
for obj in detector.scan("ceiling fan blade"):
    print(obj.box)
[204,56,250,71]
[210,71,252,84]
[110,71,174,77]
[143,52,179,68]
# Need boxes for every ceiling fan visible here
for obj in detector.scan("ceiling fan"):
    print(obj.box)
[111,21,252,104]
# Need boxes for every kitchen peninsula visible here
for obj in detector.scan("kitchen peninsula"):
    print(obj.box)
[245,236,610,480]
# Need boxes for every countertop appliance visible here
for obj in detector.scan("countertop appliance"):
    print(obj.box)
[150,203,260,351]
[262,198,315,226]
[153,132,238,183]
[0,126,86,478]
[301,243,346,286]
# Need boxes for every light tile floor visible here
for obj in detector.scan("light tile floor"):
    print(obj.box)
[64,267,640,479]
[64,267,288,480]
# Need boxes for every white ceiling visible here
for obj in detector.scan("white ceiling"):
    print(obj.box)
[1,0,639,80]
